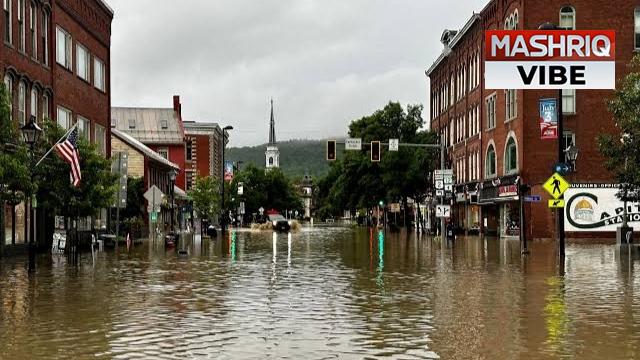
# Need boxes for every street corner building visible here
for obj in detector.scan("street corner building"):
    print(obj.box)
[425,0,640,240]
[1,0,113,247]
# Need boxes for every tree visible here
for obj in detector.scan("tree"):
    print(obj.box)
[189,176,221,222]
[0,83,32,254]
[34,122,117,230]
[233,164,302,217]
[598,54,640,202]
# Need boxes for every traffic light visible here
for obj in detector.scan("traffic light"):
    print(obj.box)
[371,141,381,162]
[327,140,336,161]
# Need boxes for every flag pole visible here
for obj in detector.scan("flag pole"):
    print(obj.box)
[35,122,79,168]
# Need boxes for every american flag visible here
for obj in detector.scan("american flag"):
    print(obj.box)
[54,128,81,187]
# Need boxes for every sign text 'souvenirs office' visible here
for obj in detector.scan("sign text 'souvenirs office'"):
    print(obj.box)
[485,30,615,89]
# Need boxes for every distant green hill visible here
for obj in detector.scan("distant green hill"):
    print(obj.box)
[227,139,334,178]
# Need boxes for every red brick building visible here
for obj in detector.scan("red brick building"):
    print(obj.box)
[183,121,224,191]
[2,0,112,245]
[426,0,640,239]
[111,96,187,192]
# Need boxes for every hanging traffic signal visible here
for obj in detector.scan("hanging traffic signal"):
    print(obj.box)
[371,141,381,162]
[327,140,337,161]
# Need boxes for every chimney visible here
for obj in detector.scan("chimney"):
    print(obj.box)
[173,95,181,118]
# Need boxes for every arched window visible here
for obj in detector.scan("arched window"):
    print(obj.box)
[269,157,274,166]
[486,144,496,177]
[18,81,26,126]
[560,6,576,30]
[504,136,518,174]
[30,87,38,120]
[3,75,12,120]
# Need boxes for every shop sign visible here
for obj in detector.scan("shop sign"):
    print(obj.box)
[499,185,518,197]
[565,185,640,232]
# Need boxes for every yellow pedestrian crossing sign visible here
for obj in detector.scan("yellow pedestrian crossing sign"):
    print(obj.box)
[543,173,570,199]
[548,199,565,208]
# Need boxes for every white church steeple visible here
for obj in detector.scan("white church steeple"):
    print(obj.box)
[265,99,280,170]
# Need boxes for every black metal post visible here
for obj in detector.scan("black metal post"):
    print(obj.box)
[221,133,226,234]
[519,183,529,255]
[170,180,175,233]
[558,88,565,268]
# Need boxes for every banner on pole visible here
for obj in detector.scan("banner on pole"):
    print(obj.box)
[539,98,558,140]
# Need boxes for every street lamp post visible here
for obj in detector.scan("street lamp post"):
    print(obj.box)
[221,125,233,234]
[539,21,567,268]
[169,169,177,234]
[21,116,42,270]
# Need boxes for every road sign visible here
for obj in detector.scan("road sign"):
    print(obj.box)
[436,190,444,197]
[238,182,244,195]
[239,202,246,215]
[553,162,571,175]
[443,175,453,185]
[543,172,570,199]
[390,203,401,213]
[345,138,362,151]
[259,207,265,215]
[548,199,565,208]
[444,184,452,192]
[435,180,444,190]
[389,139,399,151]
[434,169,453,177]
[151,212,158,222]
[524,195,542,202]
[436,205,451,218]
[111,152,129,208]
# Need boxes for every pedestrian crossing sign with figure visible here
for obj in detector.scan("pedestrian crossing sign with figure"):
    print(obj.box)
[543,172,570,199]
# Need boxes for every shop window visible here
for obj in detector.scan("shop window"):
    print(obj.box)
[503,203,521,236]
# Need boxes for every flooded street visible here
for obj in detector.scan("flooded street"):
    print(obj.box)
[1,226,640,359]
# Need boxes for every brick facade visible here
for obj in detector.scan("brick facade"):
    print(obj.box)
[426,0,639,239]
[183,121,225,191]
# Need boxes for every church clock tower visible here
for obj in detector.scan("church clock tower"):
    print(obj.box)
[265,99,280,170]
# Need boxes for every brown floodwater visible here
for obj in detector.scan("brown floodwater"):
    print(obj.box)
[1,227,640,359]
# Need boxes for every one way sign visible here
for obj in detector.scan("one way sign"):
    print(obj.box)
[436,205,451,218]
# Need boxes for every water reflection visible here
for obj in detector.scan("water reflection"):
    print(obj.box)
[1,228,640,358]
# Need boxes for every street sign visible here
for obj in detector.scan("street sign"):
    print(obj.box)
[238,182,244,196]
[524,195,542,202]
[549,199,565,208]
[435,180,444,190]
[239,202,246,215]
[543,173,571,199]
[151,212,158,222]
[144,185,165,204]
[389,139,399,151]
[553,162,571,175]
[436,205,451,218]
[443,175,453,185]
[259,207,265,215]
[436,190,444,197]
[111,152,129,208]
[345,138,362,151]
[434,169,453,177]
[445,184,453,192]
[390,203,401,213]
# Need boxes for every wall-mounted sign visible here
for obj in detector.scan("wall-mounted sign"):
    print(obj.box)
[565,185,640,232]
[485,30,616,89]
[498,185,518,197]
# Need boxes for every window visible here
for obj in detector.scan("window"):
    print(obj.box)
[18,81,25,126]
[186,140,193,161]
[485,144,496,177]
[559,6,576,30]
[186,171,194,191]
[486,93,496,129]
[158,148,168,160]
[505,136,518,174]
[57,106,71,129]
[42,10,49,65]
[636,9,640,50]
[110,118,116,127]
[18,0,24,51]
[4,75,12,119]
[160,119,168,129]
[505,89,517,121]
[77,116,90,139]
[95,124,106,155]
[56,26,72,69]
[76,44,90,81]
[562,89,576,114]
[563,131,576,163]
[42,93,49,120]
[30,87,37,119]
[4,0,11,44]
[128,118,136,129]
[29,2,36,58]
[94,57,105,91]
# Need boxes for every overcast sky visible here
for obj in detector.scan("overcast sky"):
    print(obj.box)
[108,0,487,147]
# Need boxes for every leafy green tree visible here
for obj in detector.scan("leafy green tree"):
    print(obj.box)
[598,55,640,202]
[34,122,118,229]
[0,83,32,254]
[189,176,221,222]
[233,164,302,216]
